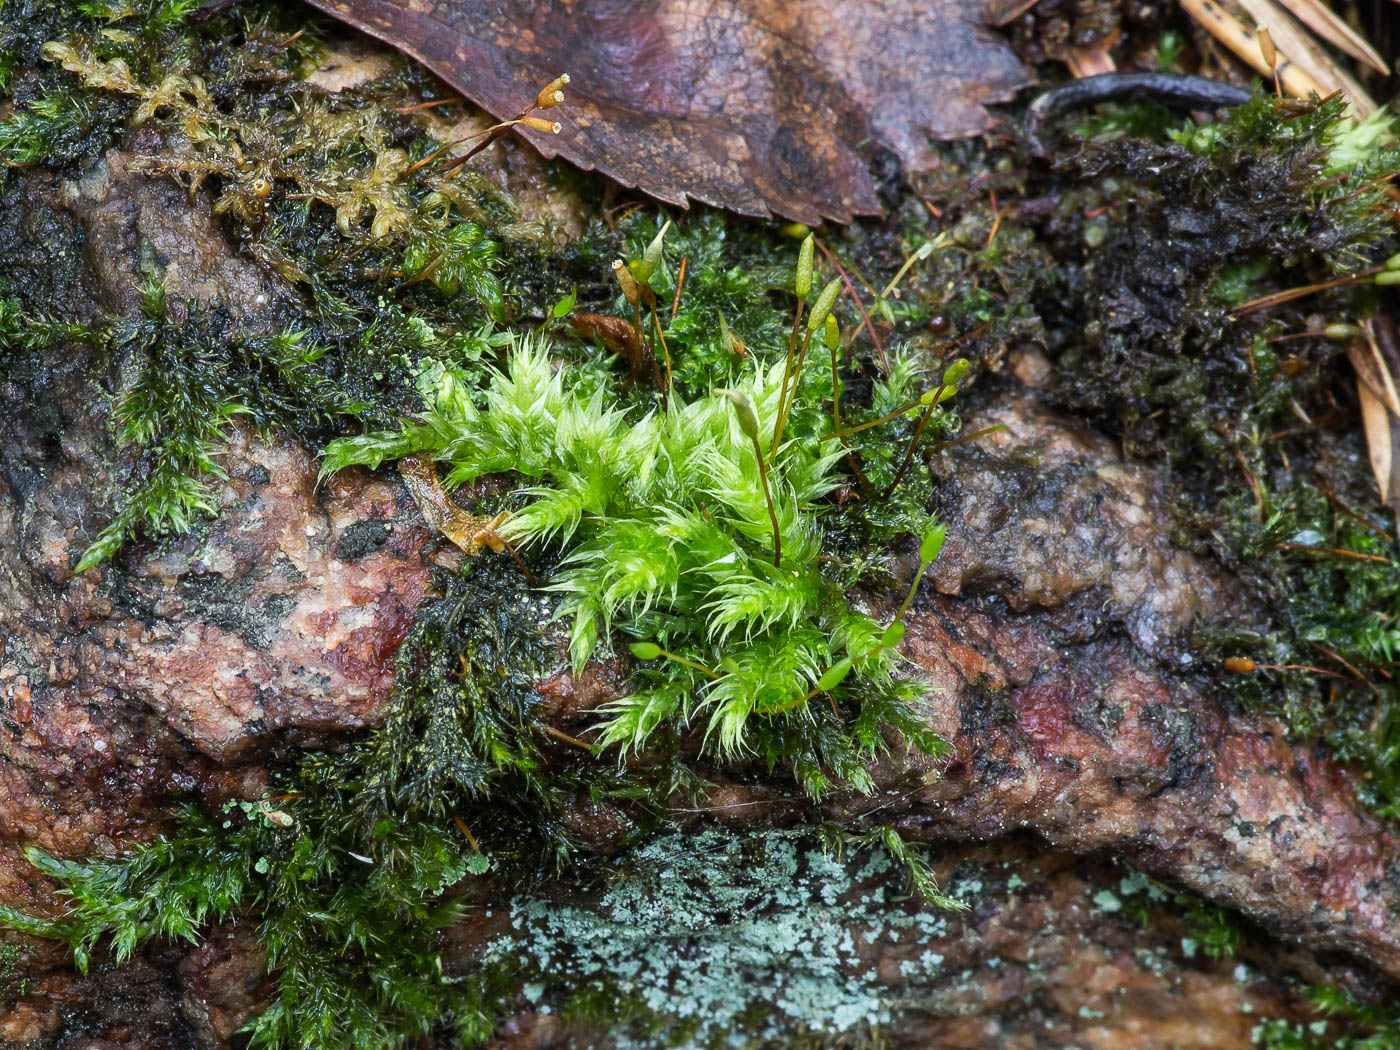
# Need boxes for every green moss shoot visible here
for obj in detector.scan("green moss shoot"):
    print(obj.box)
[3,4,1400,1047]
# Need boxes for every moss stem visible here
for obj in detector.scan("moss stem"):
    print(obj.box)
[770,301,805,460]
[656,649,722,679]
[820,397,923,441]
[881,393,940,499]
[814,238,888,375]
[752,435,782,567]
[650,305,673,399]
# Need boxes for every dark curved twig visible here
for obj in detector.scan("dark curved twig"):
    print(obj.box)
[1026,72,1253,158]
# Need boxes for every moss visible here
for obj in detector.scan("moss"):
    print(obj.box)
[73,283,372,571]
[1255,986,1400,1049]
[948,91,1400,815]
[0,554,958,1047]
[0,1,134,169]
[0,70,973,1039]
[333,517,394,561]
[0,561,584,1047]
[1117,867,1244,961]
[322,307,960,797]
[1208,473,1400,817]
[1033,95,1393,506]
[3,2,1399,1044]
[0,940,31,1001]
[0,0,536,569]
[0,289,93,364]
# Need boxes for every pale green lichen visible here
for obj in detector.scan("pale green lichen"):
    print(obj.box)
[486,828,960,1047]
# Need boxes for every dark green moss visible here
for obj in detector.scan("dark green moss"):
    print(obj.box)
[0,561,617,1047]
[72,286,372,571]
[0,940,31,1001]
[1033,96,1392,502]
[1256,985,1400,1049]
[0,290,94,364]
[0,9,975,1027]
[3,3,1399,1045]
[1118,867,1244,961]
[1204,469,1400,818]
[0,0,529,568]
[966,92,1400,815]
[334,517,394,561]
[0,1,257,176]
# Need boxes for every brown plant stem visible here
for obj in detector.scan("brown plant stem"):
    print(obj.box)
[1274,541,1392,563]
[1233,269,1382,316]
[881,393,941,498]
[814,237,889,374]
[670,256,688,322]
[770,300,806,461]
[650,306,673,398]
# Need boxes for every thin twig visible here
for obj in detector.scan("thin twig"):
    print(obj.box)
[670,256,688,322]
[986,189,1003,247]
[820,398,924,441]
[499,536,538,586]
[1326,170,1398,207]
[770,300,807,461]
[1313,477,1393,541]
[814,238,889,375]
[1274,542,1392,563]
[1309,641,1384,694]
[540,724,598,752]
[651,306,673,398]
[1234,269,1382,316]
[931,322,990,358]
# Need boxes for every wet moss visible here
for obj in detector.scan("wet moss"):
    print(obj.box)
[935,93,1400,815]
[0,0,552,569]
[0,561,601,1047]
[1117,867,1245,961]
[1032,95,1393,512]
[2,5,975,1041]
[333,517,394,561]
[1255,986,1400,1049]
[3,1,1400,1044]
[0,940,31,1002]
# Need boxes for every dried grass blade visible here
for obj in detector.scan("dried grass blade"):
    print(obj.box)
[1348,328,1400,505]
[1348,332,1400,418]
[1357,379,1398,505]
[1274,0,1387,73]
[1233,0,1377,114]
[1179,0,1329,100]
[1067,44,1117,78]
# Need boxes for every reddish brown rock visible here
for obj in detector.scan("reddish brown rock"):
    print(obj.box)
[1,112,1397,1050]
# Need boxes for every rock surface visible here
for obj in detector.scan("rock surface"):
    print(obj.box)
[2,133,1398,1050]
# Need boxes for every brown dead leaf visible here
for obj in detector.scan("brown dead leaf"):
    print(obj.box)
[1350,326,1400,508]
[1356,379,1397,506]
[572,313,642,361]
[302,0,1030,223]
[397,455,508,556]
